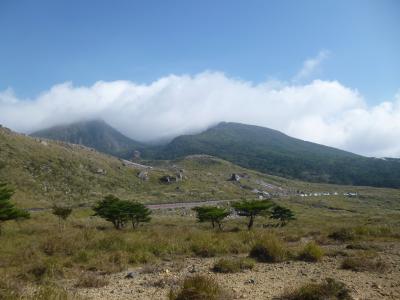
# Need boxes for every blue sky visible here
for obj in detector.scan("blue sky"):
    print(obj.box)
[0,0,399,103]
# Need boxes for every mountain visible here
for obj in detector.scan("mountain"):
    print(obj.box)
[30,120,142,159]
[0,125,294,207]
[151,122,400,188]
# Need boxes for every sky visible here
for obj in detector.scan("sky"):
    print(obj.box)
[0,0,400,157]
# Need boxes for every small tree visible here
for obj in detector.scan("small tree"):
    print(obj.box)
[123,201,151,229]
[193,206,230,230]
[232,200,273,230]
[0,182,30,234]
[270,205,295,226]
[93,195,127,229]
[52,205,72,229]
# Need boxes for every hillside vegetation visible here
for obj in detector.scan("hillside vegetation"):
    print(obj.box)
[153,122,400,188]
[0,125,293,207]
[30,119,143,159]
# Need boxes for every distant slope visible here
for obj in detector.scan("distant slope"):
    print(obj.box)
[152,122,400,188]
[0,126,295,207]
[31,120,142,158]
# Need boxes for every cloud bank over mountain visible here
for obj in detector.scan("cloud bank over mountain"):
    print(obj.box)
[1,71,399,157]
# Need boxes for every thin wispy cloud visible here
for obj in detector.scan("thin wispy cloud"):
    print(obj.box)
[1,71,400,158]
[293,50,330,82]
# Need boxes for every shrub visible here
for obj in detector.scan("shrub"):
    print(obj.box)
[75,273,109,288]
[280,278,352,300]
[341,257,387,273]
[328,228,355,242]
[212,257,255,273]
[249,235,287,262]
[169,275,229,300]
[298,242,324,262]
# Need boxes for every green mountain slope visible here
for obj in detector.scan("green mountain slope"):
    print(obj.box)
[30,119,142,158]
[152,122,400,188]
[0,125,297,207]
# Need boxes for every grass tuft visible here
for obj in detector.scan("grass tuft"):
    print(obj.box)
[249,235,287,263]
[168,275,229,300]
[75,273,109,288]
[280,278,353,300]
[212,257,255,273]
[297,242,324,262]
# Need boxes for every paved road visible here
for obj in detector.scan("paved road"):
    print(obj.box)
[26,199,232,212]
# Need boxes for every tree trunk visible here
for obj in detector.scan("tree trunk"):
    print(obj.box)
[217,222,223,231]
[248,215,254,230]
[211,220,215,228]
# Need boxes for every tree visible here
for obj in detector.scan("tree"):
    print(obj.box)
[193,206,230,230]
[0,182,30,234]
[270,205,295,226]
[52,205,72,229]
[93,195,128,229]
[232,200,273,229]
[123,201,151,229]
[93,195,152,230]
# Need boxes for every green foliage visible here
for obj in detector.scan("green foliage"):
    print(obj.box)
[122,201,151,229]
[152,122,400,188]
[193,206,230,230]
[298,242,324,262]
[52,206,72,221]
[212,257,255,273]
[93,195,151,229]
[0,182,29,234]
[270,205,295,226]
[232,200,273,229]
[249,235,287,263]
[280,278,352,300]
[169,275,228,300]
[93,195,127,229]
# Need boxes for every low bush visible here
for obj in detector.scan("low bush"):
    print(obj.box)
[298,242,324,262]
[75,273,109,288]
[168,275,229,300]
[328,228,356,242]
[341,256,387,273]
[249,235,287,263]
[212,257,255,273]
[280,278,352,300]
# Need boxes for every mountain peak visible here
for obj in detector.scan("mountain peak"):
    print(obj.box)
[31,120,142,158]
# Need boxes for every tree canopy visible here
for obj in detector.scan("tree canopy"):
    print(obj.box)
[270,205,295,226]
[193,206,230,230]
[232,200,273,229]
[93,195,151,229]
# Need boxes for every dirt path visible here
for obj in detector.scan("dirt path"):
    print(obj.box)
[73,243,400,300]
[27,199,231,212]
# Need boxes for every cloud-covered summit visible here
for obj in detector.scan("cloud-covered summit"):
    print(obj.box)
[1,71,399,157]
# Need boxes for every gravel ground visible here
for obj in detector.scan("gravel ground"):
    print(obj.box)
[72,242,400,300]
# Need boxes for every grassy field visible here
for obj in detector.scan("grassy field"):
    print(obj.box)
[1,189,399,299]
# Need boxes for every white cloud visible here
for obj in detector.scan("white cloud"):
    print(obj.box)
[293,50,330,82]
[0,71,400,157]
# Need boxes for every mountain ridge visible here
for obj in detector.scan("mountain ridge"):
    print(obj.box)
[151,122,400,188]
[30,119,143,159]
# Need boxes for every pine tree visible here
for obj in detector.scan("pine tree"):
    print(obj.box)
[0,182,30,234]
[193,206,230,230]
[232,200,273,229]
